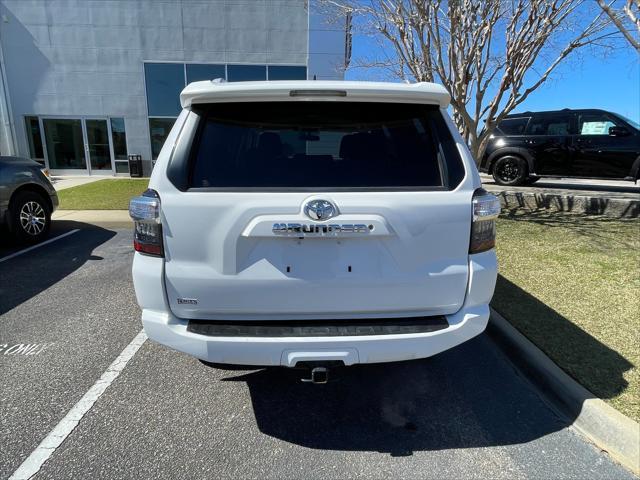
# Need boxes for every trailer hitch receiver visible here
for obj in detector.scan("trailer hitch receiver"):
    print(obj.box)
[301,367,329,384]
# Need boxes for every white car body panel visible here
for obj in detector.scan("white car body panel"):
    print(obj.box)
[132,80,497,366]
[133,250,495,366]
[161,189,473,319]
[180,80,451,108]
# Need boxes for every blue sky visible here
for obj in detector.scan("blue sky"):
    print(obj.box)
[345,32,640,122]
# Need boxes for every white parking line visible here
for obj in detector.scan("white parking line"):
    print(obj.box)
[0,229,80,264]
[9,330,148,480]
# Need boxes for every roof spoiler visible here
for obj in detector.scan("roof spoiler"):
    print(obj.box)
[180,80,451,109]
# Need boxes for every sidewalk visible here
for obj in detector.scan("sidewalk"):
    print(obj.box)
[50,176,104,191]
[52,210,131,227]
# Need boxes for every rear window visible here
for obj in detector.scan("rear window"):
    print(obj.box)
[187,102,464,190]
[496,117,530,135]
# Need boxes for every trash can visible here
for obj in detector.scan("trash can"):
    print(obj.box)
[128,154,143,177]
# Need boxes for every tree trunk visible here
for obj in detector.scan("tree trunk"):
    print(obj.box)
[469,135,481,164]
[474,131,494,165]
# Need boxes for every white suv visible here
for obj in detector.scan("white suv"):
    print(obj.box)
[130,81,499,381]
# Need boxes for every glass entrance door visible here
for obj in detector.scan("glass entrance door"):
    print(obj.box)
[42,118,115,175]
[43,119,86,171]
[85,119,113,173]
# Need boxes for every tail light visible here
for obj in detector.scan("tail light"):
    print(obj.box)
[470,189,500,254]
[129,189,163,257]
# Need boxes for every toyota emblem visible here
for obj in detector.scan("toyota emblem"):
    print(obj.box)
[304,199,337,221]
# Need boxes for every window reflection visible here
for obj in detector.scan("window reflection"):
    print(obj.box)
[149,118,176,160]
[186,64,226,84]
[25,116,44,161]
[43,119,86,170]
[110,118,128,160]
[227,64,267,82]
[268,66,307,80]
[144,63,184,117]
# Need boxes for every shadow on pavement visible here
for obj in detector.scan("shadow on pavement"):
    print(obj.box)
[216,335,568,454]
[0,221,117,315]
[209,270,633,455]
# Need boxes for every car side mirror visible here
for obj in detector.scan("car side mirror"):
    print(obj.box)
[609,126,630,137]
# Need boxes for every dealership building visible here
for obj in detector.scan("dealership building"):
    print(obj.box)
[0,0,350,175]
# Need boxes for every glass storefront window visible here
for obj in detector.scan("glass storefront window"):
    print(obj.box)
[143,62,306,163]
[149,117,176,160]
[227,64,266,82]
[110,118,128,160]
[115,161,129,174]
[43,119,86,170]
[144,63,184,117]
[267,65,307,80]
[186,64,226,84]
[25,116,44,161]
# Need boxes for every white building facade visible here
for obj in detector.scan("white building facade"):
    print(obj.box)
[0,0,350,175]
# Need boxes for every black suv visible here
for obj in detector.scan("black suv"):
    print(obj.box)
[479,109,640,186]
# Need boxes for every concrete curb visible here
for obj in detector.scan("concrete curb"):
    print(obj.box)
[52,210,131,229]
[487,189,639,218]
[487,309,640,475]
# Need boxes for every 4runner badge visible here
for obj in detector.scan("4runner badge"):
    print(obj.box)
[272,223,370,235]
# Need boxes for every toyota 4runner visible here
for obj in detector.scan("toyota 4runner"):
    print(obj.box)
[130,81,499,379]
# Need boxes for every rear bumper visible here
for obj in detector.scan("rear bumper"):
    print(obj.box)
[133,250,497,366]
[142,304,490,366]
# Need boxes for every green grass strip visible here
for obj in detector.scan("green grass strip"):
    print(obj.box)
[58,179,149,210]
[493,212,639,421]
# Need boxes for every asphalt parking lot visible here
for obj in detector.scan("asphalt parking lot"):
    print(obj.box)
[1,223,635,479]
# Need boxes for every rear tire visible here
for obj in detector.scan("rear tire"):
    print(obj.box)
[492,156,528,186]
[8,190,51,244]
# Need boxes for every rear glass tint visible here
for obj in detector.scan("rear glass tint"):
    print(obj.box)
[527,114,573,136]
[497,117,529,135]
[189,102,464,190]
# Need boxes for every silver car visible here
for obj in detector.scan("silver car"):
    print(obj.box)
[0,156,58,243]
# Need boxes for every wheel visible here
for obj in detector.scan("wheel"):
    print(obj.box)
[492,156,528,186]
[8,190,51,244]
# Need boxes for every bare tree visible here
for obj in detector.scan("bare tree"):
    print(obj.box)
[326,1,616,160]
[596,0,640,51]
